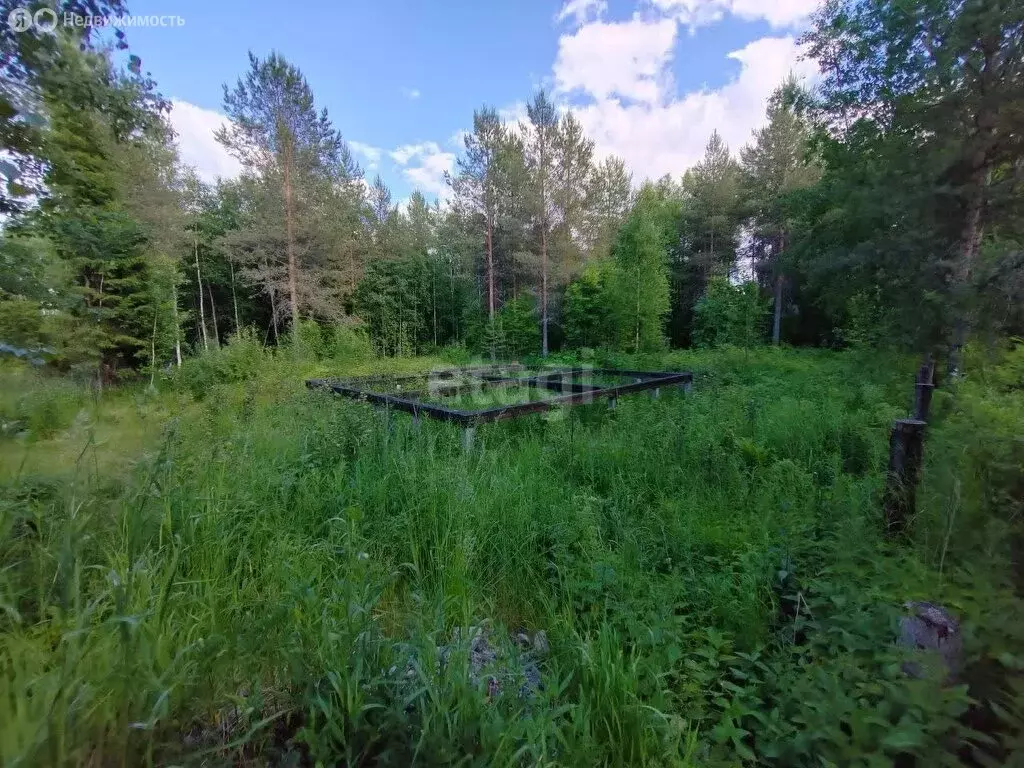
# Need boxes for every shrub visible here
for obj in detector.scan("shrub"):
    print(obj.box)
[496,295,540,359]
[172,328,266,399]
[295,319,373,362]
[563,263,613,349]
[693,277,769,348]
[0,364,87,438]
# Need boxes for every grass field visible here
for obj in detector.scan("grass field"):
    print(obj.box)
[1,340,1022,765]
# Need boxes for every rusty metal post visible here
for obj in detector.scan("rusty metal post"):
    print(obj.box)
[884,419,926,536]
[914,381,934,422]
[914,363,935,422]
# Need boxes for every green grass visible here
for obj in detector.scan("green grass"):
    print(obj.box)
[1,343,1022,765]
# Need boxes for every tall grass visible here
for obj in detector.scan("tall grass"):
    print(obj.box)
[1,345,1021,764]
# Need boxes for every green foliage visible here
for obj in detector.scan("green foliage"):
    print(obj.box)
[839,287,896,349]
[792,0,1024,351]
[0,298,50,354]
[693,277,768,348]
[172,327,266,399]
[354,256,429,356]
[607,185,671,352]
[3,9,1024,761]
[465,295,540,360]
[8,40,184,380]
[0,364,87,439]
[294,319,373,362]
[916,340,1024,566]
[492,294,540,359]
[563,261,613,349]
[2,347,1022,764]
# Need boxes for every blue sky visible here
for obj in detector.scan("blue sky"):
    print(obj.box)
[127,0,819,202]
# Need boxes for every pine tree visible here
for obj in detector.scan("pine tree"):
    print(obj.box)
[803,0,1024,370]
[524,90,558,356]
[217,51,359,336]
[585,155,632,261]
[608,185,671,352]
[740,80,819,344]
[36,42,176,380]
[447,107,505,324]
[552,111,595,281]
[682,131,742,273]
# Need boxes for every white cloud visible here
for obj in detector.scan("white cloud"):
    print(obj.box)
[555,0,608,25]
[390,141,439,165]
[548,2,822,185]
[650,0,820,30]
[499,101,529,125]
[448,129,469,149]
[554,16,678,105]
[168,99,241,183]
[390,141,456,201]
[349,140,382,170]
[561,32,818,182]
[402,87,422,100]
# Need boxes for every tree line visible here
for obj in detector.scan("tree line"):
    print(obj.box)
[0,0,1021,380]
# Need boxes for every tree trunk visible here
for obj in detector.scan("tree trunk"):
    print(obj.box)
[542,224,549,357]
[947,166,987,378]
[149,309,158,389]
[431,265,438,347]
[194,236,208,352]
[772,274,783,345]
[485,210,495,322]
[635,266,641,352]
[229,258,241,335]
[172,284,182,367]
[207,282,220,346]
[269,288,279,345]
[283,139,300,335]
[948,43,997,378]
[772,233,785,346]
[540,138,549,358]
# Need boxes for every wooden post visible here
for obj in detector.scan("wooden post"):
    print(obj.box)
[914,382,934,421]
[884,419,926,536]
[914,363,935,422]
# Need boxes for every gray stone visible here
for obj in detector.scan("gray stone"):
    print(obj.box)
[533,630,550,655]
[898,601,964,681]
[428,623,547,701]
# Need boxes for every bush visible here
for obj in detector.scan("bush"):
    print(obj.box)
[468,297,541,360]
[694,277,769,348]
[0,364,87,438]
[840,287,897,348]
[295,320,373,362]
[173,328,266,399]
[496,295,541,359]
[436,343,473,366]
[563,263,613,349]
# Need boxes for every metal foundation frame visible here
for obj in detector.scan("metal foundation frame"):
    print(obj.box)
[307,365,693,428]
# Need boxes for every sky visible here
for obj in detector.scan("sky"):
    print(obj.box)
[126,0,821,203]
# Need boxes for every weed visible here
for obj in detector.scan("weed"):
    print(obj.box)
[0,347,1022,764]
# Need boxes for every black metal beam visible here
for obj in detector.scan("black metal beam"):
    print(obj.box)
[462,371,692,425]
[306,367,693,429]
[476,373,601,394]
